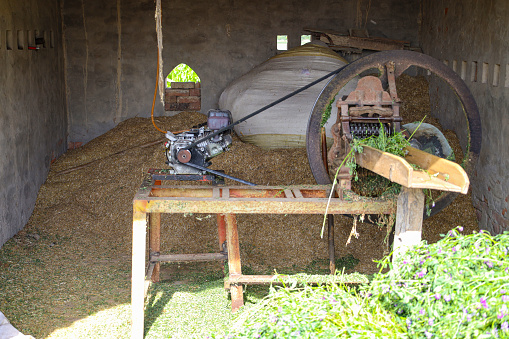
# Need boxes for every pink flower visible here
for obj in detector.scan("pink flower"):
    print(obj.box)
[480,297,489,309]
[498,305,508,320]
[502,322,508,332]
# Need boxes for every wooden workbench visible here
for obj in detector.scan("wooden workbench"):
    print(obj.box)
[131,173,401,338]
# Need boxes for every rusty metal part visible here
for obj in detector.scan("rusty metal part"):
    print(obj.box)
[329,74,402,176]
[306,50,482,219]
[147,168,225,184]
[177,149,192,163]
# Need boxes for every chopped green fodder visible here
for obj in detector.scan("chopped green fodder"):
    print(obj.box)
[215,229,509,339]
[370,228,509,339]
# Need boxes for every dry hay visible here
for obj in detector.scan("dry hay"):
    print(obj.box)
[0,75,479,337]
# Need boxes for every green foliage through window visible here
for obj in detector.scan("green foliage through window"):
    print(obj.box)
[166,63,200,88]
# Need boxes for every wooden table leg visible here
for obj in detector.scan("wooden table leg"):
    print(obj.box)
[225,213,243,312]
[393,187,424,263]
[217,214,226,252]
[131,204,147,339]
[149,213,161,282]
[327,215,336,274]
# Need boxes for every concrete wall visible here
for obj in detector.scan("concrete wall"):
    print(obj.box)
[63,0,421,144]
[0,0,421,247]
[420,0,509,234]
[0,0,67,247]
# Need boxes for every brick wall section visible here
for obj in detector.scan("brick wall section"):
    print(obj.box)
[165,82,201,111]
[473,195,509,235]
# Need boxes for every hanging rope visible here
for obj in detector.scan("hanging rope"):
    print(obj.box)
[155,0,164,105]
[151,0,166,133]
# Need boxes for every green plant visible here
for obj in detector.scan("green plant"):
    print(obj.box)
[166,63,200,87]
[216,279,406,338]
[321,96,336,127]
[214,229,509,339]
[346,122,413,181]
[368,228,509,338]
[321,123,411,237]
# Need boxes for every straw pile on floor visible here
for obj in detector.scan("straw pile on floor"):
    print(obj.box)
[0,74,479,337]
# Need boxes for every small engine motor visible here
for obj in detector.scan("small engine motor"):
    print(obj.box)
[164,110,233,175]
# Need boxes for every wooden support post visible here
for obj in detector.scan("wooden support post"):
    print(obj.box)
[321,127,336,275]
[393,187,424,263]
[149,213,161,282]
[131,206,147,339]
[328,215,336,274]
[217,214,226,252]
[225,213,244,311]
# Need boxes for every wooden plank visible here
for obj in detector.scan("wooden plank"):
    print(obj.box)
[151,253,227,262]
[142,198,395,215]
[225,274,369,285]
[404,146,469,194]
[393,187,424,263]
[284,189,294,198]
[304,28,408,51]
[292,189,304,199]
[144,262,155,297]
[229,188,285,198]
[131,205,147,339]
[321,34,405,51]
[226,275,277,285]
[355,145,469,193]
[148,213,161,282]
[355,145,413,186]
[217,214,227,252]
[408,171,465,192]
[328,215,335,274]
[149,187,214,198]
[225,214,244,312]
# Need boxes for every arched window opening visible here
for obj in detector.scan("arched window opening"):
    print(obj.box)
[165,63,201,112]
[166,63,201,88]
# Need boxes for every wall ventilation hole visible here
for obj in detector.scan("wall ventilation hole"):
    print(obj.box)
[301,34,311,45]
[460,61,467,80]
[17,30,24,50]
[28,30,34,48]
[471,61,478,82]
[6,30,12,50]
[493,64,500,87]
[505,64,509,88]
[43,31,48,48]
[277,35,288,51]
[482,62,489,84]
[452,60,457,72]
[35,30,40,46]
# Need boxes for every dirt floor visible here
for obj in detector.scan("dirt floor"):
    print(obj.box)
[0,74,479,337]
